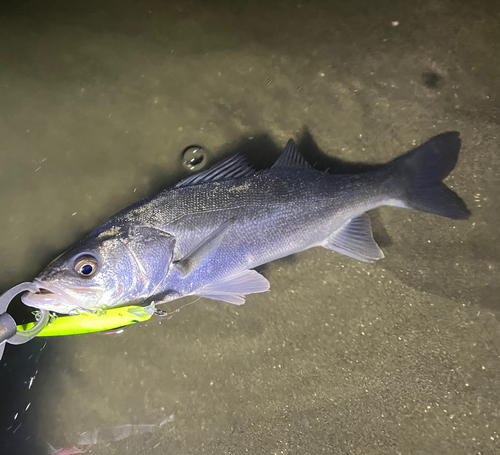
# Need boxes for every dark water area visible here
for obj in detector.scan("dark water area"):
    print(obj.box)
[0,0,499,453]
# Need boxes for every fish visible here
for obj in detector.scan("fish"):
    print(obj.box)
[21,132,470,314]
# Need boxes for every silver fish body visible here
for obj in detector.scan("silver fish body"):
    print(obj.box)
[22,133,470,314]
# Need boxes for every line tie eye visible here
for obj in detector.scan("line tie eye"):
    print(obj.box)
[74,255,98,277]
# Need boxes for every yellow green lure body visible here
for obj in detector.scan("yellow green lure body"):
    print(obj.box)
[16,304,154,337]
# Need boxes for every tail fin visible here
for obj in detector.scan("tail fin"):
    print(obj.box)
[388,132,470,220]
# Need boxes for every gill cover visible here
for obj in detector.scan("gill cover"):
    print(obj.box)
[120,225,176,295]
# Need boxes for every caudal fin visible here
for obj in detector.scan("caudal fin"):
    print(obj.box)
[389,132,470,220]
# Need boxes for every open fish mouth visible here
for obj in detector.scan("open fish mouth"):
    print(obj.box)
[21,280,101,314]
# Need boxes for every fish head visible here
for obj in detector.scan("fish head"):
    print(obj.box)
[22,225,176,314]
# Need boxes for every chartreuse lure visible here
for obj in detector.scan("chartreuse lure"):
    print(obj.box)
[16,304,154,337]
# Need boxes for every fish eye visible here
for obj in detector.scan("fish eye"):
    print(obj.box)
[74,255,99,277]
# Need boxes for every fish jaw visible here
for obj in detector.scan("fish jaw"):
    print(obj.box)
[21,280,103,314]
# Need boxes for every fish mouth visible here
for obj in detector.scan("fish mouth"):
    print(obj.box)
[21,280,102,314]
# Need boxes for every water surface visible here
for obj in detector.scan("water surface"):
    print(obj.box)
[1,0,499,453]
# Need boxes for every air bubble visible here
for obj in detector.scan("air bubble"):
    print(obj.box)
[182,146,206,171]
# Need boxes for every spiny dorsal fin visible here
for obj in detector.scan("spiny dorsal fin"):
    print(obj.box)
[271,139,312,170]
[175,155,255,188]
[323,213,384,263]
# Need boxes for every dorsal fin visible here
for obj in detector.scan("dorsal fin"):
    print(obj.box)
[272,139,312,170]
[175,155,255,188]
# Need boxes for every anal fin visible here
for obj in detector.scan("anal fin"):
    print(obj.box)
[194,269,270,305]
[324,213,384,263]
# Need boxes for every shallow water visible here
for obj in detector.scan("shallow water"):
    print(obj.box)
[1,0,499,453]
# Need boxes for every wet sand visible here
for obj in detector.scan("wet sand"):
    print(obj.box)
[0,0,499,453]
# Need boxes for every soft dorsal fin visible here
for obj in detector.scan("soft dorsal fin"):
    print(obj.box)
[192,269,270,305]
[272,139,312,170]
[175,155,255,188]
[323,213,384,263]
[174,218,234,276]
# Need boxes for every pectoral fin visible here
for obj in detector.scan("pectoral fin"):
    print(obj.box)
[193,269,270,305]
[174,219,234,276]
[324,213,384,263]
